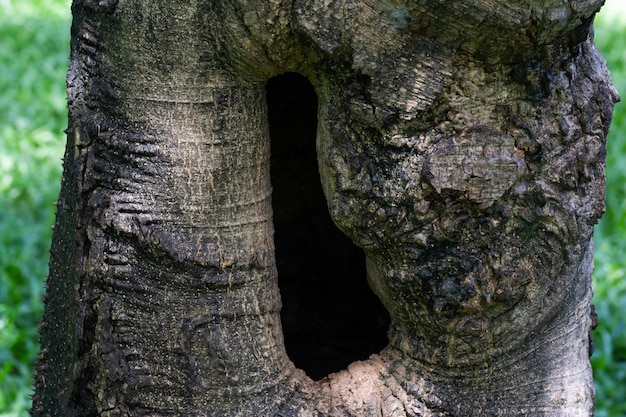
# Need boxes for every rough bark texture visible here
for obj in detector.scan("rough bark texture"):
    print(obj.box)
[33,0,618,416]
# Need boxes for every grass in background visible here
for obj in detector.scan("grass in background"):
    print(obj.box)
[0,0,70,415]
[0,1,624,416]
[592,2,626,416]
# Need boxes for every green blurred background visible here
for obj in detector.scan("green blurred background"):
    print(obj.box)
[0,1,624,415]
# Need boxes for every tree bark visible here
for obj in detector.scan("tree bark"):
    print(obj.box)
[33,0,618,416]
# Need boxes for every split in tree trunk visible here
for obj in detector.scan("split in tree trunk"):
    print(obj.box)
[267,72,390,380]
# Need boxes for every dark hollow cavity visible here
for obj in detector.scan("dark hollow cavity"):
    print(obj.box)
[267,72,390,380]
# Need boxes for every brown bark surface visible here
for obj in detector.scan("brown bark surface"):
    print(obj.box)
[33,1,617,416]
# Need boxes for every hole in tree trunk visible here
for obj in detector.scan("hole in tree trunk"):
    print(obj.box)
[267,72,390,381]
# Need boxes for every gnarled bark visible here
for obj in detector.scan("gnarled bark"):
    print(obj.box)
[33,1,617,416]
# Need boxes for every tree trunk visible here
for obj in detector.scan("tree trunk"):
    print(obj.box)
[33,0,618,416]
